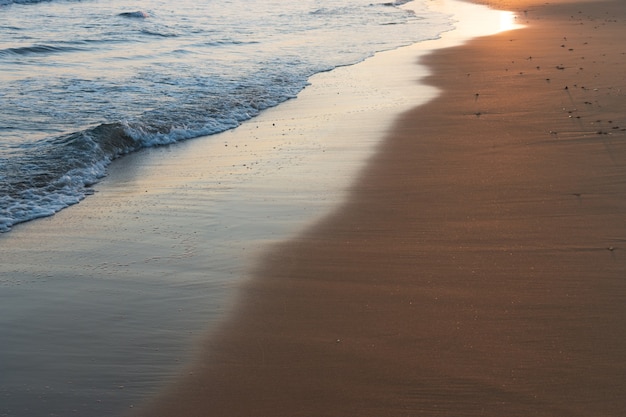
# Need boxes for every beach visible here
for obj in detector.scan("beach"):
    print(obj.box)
[130,0,626,416]
[1,0,625,415]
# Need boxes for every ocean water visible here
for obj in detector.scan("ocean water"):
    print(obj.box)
[0,0,453,233]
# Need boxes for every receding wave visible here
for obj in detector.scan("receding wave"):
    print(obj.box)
[0,72,303,232]
[0,121,133,231]
[0,0,455,233]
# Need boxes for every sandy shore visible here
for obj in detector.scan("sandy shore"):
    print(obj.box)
[1,0,624,415]
[132,0,626,416]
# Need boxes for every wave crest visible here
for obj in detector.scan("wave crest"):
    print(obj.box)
[118,11,149,19]
[0,123,140,232]
[0,44,85,57]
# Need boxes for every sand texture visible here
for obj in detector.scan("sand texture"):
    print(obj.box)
[132,0,626,416]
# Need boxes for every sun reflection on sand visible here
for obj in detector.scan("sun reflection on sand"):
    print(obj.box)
[405,0,524,47]
[500,10,523,32]
[418,1,524,41]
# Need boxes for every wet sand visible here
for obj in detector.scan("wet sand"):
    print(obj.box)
[133,0,626,416]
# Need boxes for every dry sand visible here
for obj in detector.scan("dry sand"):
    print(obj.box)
[132,0,626,416]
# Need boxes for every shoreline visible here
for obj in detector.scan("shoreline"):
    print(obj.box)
[0,1,514,416]
[133,0,626,415]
